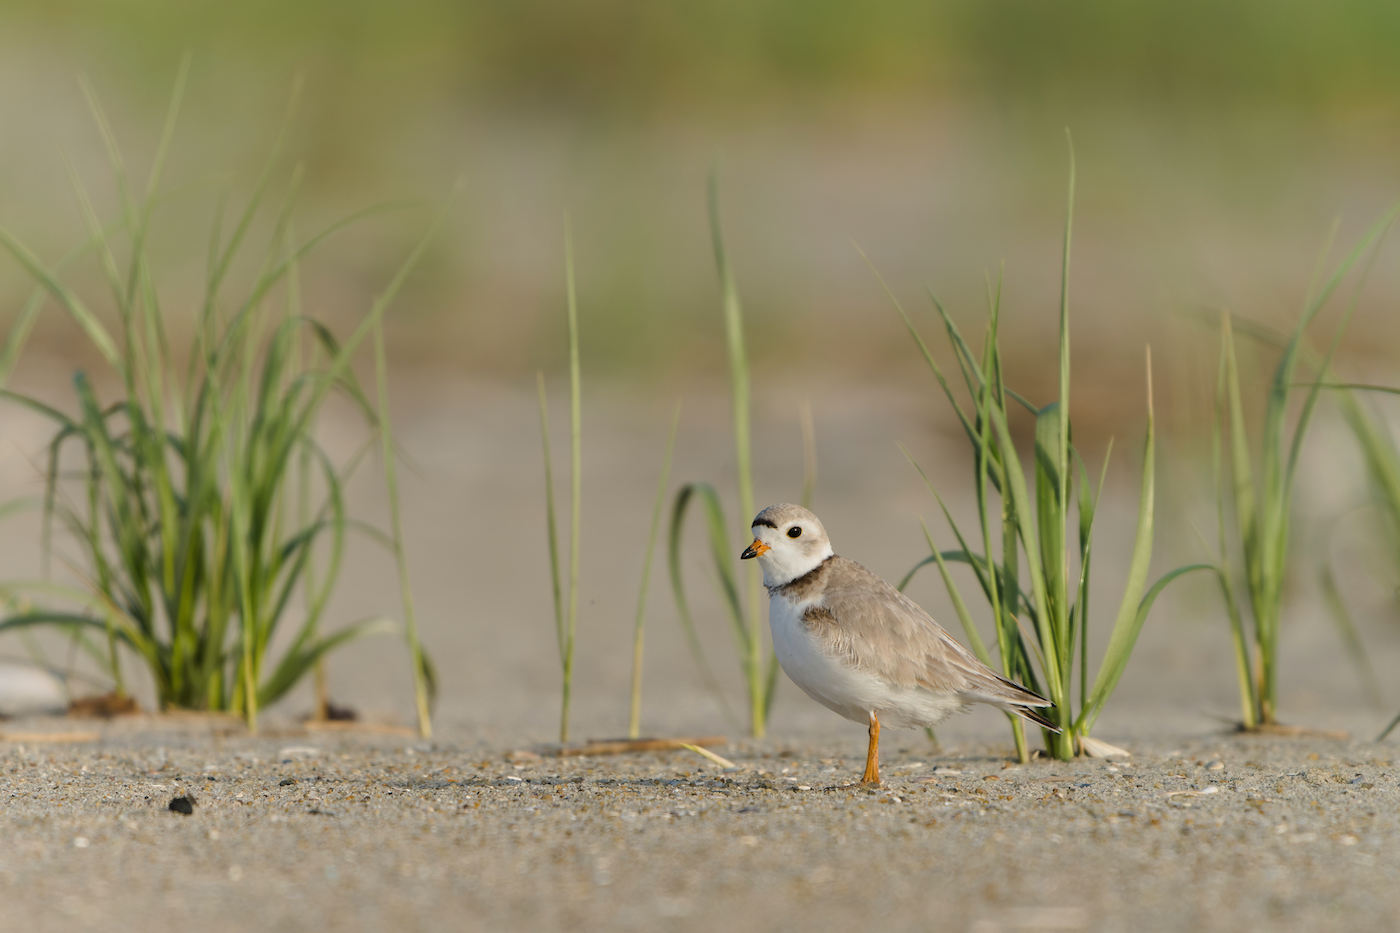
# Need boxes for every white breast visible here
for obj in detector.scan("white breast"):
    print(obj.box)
[768,592,968,729]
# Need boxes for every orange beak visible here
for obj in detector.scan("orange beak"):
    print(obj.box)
[740,538,770,560]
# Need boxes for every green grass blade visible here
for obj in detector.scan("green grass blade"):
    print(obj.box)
[1379,710,1400,743]
[1033,402,1069,672]
[1079,351,1159,729]
[202,80,303,319]
[927,291,991,401]
[1281,209,1396,496]
[558,220,583,744]
[1223,311,1272,719]
[986,398,1060,701]
[762,650,782,723]
[901,445,998,650]
[901,445,990,586]
[1332,387,1400,589]
[133,55,189,269]
[973,288,1031,762]
[916,519,992,665]
[1004,388,1042,417]
[258,616,397,708]
[374,322,434,739]
[0,227,121,368]
[289,193,454,461]
[1079,563,1216,734]
[1068,442,1111,711]
[1049,134,1074,755]
[667,482,741,727]
[1306,382,1400,398]
[1212,315,1258,727]
[1318,561,1384,710]
[536,373,565,663]
[1057,129,1074,560]
[899,549,1033,609]
[629,402,681,739]
[852,243,980,470]
[0,290,50,388]
[0,219,131,389]
[58,153,131,336]
[708,166,765,737]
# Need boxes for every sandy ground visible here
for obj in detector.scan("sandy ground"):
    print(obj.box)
[0,720,1398,933]
[3,370,1400,931]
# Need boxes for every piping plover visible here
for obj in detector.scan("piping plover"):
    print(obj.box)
[741,503,1059,784]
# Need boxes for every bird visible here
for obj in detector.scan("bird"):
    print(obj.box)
[740,503,1059,784]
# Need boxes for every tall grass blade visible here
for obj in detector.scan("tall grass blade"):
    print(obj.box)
[629,403,681,739]
[667,481,740,727]
[532,219,584,744]
[537,372,565,667]
[1212,315,1259,728]
[666,172,770,736]
[1077,350,1156,730]
[562,221,582,744]
[1317,562,1383,710]
[374,323,434,739]
[0,229,121,368]
[914,520,992,665]
[708,167,766,738]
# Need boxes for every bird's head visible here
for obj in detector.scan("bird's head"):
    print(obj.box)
[741,503,833,587]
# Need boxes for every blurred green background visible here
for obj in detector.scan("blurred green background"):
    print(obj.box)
[2,0,1400,423]
[3,0,1400,732]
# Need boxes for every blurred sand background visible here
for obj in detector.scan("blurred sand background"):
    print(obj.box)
[3,1,1400,755]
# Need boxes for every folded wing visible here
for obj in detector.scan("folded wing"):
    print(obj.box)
[807,556,1057,728]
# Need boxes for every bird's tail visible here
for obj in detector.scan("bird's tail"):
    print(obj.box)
[1011,702,1062,734]
[978,669,1063,734]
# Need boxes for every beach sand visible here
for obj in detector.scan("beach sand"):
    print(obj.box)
[1,719,1397,933]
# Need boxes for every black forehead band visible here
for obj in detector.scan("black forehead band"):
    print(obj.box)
[751,517,778,529]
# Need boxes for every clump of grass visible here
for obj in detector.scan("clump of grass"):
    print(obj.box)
[0,73,442,730]
[877,148,1206,761]
[1205,209,1394,730]
[1323,378,1400,739]
[668,169,778,739]
[1297,238,1400,741]
[536,221,583,744]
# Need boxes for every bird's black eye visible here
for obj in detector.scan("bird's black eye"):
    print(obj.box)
[787,526,802,538]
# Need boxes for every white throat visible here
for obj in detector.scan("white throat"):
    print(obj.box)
[755,539,833,588]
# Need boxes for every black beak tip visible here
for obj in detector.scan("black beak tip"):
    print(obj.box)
[740,546,757,560]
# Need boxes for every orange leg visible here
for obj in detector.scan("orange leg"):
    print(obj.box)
[861,710,881,784]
